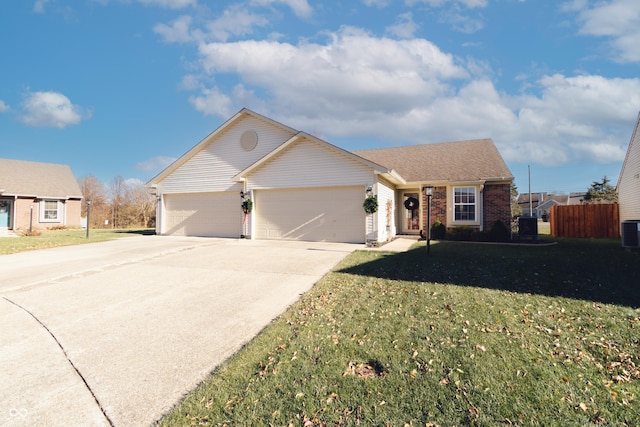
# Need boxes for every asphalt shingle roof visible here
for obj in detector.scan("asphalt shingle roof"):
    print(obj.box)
[0,158,83,199]
[354,139,513,183]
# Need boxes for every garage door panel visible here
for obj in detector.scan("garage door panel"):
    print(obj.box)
[164,192,238,237]
[255,187,364,243]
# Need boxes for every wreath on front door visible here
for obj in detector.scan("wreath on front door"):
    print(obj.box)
[404,197,419,211]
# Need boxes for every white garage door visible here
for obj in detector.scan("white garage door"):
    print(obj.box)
[255,186,365,243]
[164,192,239,237]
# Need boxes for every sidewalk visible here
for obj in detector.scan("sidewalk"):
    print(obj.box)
[365,237,419,252]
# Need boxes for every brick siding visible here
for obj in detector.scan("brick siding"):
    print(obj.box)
[483,183,512,230]
[421,184,512,233]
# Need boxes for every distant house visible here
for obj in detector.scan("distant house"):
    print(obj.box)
[147,108,513,244]
[617,112,640,224]
[0,158,83,232]
[517,192,586,219]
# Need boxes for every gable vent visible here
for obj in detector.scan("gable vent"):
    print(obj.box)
[240,130,258,151]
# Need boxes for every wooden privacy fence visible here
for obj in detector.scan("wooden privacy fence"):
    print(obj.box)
[550,204,620,238]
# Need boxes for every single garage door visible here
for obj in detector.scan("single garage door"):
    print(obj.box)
[255,186,365,243]
[164,192,239,237]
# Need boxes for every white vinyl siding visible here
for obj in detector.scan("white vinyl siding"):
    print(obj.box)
[163,192,239,237]
[375,180,396,242]
[619,118,640,223]
[254,186,365,243]
[158,116,295,194]
[246,138,373,189]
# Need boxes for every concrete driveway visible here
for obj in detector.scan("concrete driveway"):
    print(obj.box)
[0,236,359,426]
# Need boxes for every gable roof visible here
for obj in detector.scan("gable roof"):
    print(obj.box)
[0,158,83,199]
[233,131,406,185]
[354,139,513,183]
[148,108,298,185]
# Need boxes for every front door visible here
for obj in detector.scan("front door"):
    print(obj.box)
[402,192,420,233]
[0,200,11,228]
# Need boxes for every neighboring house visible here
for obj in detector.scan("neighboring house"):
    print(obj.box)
[517,192,586,219]
[0,158,83,231]
[147,108,513,244]
[618,112,640,224]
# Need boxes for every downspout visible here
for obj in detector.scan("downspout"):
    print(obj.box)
[13,195,17,230]
[157,194,163,235]
[479,184,484,232]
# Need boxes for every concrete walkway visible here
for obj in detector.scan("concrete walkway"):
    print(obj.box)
[0,236,360,426]
[365,237,420,252]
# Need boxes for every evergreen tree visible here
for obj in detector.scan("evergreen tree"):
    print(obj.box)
[511,182,522,218]
[584,176,618,203]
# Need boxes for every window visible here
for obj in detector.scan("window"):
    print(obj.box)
[454,187,476,222]
[41,200,60,222]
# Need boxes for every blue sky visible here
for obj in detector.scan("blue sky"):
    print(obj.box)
[1,0,639,195]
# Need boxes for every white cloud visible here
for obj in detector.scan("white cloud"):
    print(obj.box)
[205,5,270,42]
[438,10,484,33]
[137,0,196,8]
[196,27,467,109]
[154,6,270,44]
[363,0,391,7]
[136,156,176,171]
[250,0,313,19]
[189,86,234,117]
[180,24,636,169]
[154,15,194,43]
[386,12,419,38]
[571,0,640,62]
[33,0,50,13]
[406,0,488,9]
[19,91,91,128]
[0,100,9,113]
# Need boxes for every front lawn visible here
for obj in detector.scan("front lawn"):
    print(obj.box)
[160,238,639,426]
[0,228,150,255]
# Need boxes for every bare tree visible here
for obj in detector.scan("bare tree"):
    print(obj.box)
[109,176,126,228]
[78,175,110,228]
[122,180,156,228]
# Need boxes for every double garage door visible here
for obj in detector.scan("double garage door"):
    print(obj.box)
[163,186,365,243]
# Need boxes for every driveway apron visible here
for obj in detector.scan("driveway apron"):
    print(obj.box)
[0,236,358,426]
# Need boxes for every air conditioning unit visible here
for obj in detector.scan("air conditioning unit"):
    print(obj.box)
[621,220,640,248]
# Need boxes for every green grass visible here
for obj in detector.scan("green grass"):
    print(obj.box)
[159,238,640,426]
[0,228,151,255]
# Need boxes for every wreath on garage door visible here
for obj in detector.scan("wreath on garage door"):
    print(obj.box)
[241,198,253,215]
[404,197,419,211]
[363,195,378,214]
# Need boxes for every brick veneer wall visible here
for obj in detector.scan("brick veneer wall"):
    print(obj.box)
[421,184,512,233]
[483,183,512,231]
[422,186,447,232]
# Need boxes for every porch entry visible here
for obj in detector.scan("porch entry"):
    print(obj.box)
[0,200,11,228]
[402,192,420,233]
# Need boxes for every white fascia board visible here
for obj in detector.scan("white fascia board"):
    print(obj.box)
[376,169,406,186]
[481,176,514,183]
[448,180,487,186]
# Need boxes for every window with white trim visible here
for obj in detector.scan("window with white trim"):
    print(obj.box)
[453,187,477,222]
[41,200,61,222]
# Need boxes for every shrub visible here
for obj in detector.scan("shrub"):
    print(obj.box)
[446,226,474,241]
[489,220,511,242]
[430,220,446,240]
